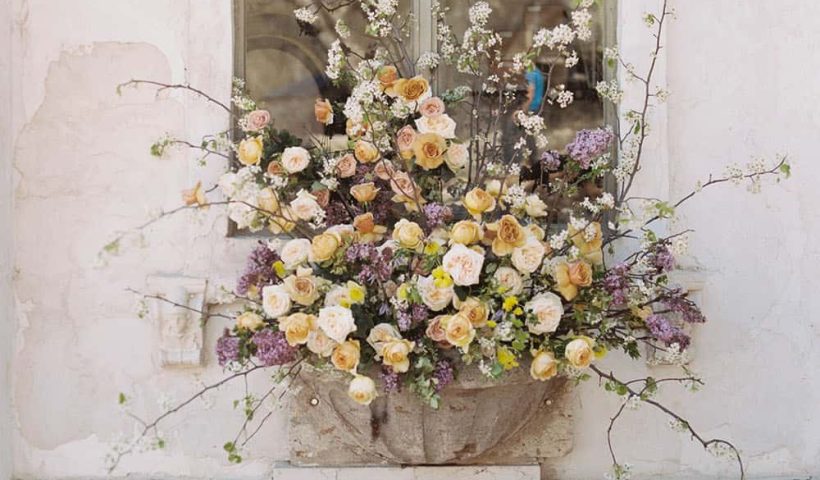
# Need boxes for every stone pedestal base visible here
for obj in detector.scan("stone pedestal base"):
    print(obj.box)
[271,465,541,480]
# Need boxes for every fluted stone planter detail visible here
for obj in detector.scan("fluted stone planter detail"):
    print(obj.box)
[289,364,573,466]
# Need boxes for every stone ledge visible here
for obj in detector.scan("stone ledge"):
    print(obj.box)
[271,465,541,480]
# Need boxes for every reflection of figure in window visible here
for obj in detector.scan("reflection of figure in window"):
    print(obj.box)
[525,65,545,113]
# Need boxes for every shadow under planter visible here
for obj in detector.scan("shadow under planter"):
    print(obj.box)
[289,365,574,466]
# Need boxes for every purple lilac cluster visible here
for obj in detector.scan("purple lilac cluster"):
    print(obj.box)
[380,367,401,393]
[566,128,614,169]
[650,244,676,273]
[664,289,706,323]
[236,242,280,296]
[323,201,352,226]
[396,304,430,331]
[432,359,455,393]
[603,263,630,307]
[422,203,453,231]
[540,150,562,171]
[645,315,691,349]
[252,329,298,366]
[215,330,241,366]
[346,243,394,285]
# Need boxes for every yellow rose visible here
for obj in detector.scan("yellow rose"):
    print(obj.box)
[257,187,279,214]
[392,219,425,251]
[444,312,476,350]
[412,132,447,170]
[489,215,527,256]
[462,188,496,218]
[381,338,415,373]
[182,181,206,207]
[530,350,558,381]
[348,375,378,405]
[394,75,430,102]
[331,339,361,373]
[377,65,400,95]
[310,232,341,263]
[565,337,595,369]
[283,269,321,306]
[554,260,592,301]
[238,136,264,166]
[236,312,265,332]
[279,312,316,346]
[314,98,334,125]
[354,140,380,163]
[449,220,482,245]
[456,297,489,328]
[569,222,604,265]
[350,182,380,203]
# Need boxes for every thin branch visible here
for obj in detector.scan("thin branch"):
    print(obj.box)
[119,79,232,114]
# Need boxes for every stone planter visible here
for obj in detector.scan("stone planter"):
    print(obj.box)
[289,364,571,466]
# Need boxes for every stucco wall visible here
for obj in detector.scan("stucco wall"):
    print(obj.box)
[3,0,819,479]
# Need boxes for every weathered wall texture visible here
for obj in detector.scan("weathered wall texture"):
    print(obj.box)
[2,0,819,479]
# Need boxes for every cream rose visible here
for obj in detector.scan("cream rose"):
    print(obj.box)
[463,187,496,217]
[445,142,469,173]
[335,153,357,178]
[257,187,279,214]
[444,313,476,349]
[307,329,337,357]
[381,338,415,373]
[261,285,291,319]
[281,146,311,174]
[279,312,316,346]
[415,114,457,139]
[417,274,454,312]
[442,243,485,286]
[565,338,594,369]
[283,269,320,306]
[524,194,548,217]
[354,140,380,163]
[530,350,558,381]
[310,232,341,263]
[236,312,265,331]
[456,297,489,328]
[449,220,482,245]
[238,136,264,166]
[494,266,524,295]
[317,305,357,344]
[245,110,271,132]
[392,219,425,251]
[348,375,378,405]
[511,237,546,275]
[525,292,564,335]
[331,339,360,372]
[290,190,322,221]
[367,323,402,355]
[279,238,311,269]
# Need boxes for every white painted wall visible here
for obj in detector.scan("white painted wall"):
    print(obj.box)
[3,0,819,479]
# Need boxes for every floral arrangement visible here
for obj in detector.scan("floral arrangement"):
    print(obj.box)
[108,0,791,477]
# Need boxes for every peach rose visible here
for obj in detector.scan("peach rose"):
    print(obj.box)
[381,338,415,373]
[314,98,334,125]
[419,97,445,118]
[350,182,380,203]
[530,350,558,381]
[335,153,357,178]
[412,132,447,170]
[182,181,206,207]
[279,312,316,346]
[245,110,271,132]
[377,65,400,95]
[426,315,451,344]
[331,339,361,373]
[395,76,430,102]
[554,260,592,301]
[569,222,604,265]
[489,215,527,256]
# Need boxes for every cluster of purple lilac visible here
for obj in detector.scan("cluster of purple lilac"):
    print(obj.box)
[422,203,453,231]
[664,289,707,323]
[252,329,298,366]
[432,359,454,392]
[396,304,430,331]
[540,150,562,171]
[236,241,280,296]
[603,263,630,307]
[380,367,401,393]
[215,330,241,366]
[645,314,691,349]
[345,243,394,285]
[650,244,676,273]
[566,128,614,169]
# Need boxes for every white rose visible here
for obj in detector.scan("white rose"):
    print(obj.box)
[279,238,311,269]
[493,266,524,295]
[262,284,291,319]
[442,244,485,286]
[290,190,322,221]
[367,323,402,356]
[524,194,548,217]
[415,114,457,139]
[417,275,454,311]
[317,305,357,343]
[511,237,546,275]
[445,142,469,173]
[307,328,337,357]
[348,375,378,405]
[525,292,564,335]
[281,146,311,174]
[324,285,349,307]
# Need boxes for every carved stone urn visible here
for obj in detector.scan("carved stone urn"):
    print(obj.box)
[289,364,572,466]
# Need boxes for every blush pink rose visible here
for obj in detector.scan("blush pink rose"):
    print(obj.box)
[335,153,357,178]
[419,97,445,118]
[374,160,396,181]
[396,125,417,153]
[245,110,271,132]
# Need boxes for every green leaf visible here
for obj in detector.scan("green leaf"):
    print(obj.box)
[118,392,127,405]
[779,162,792,179]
